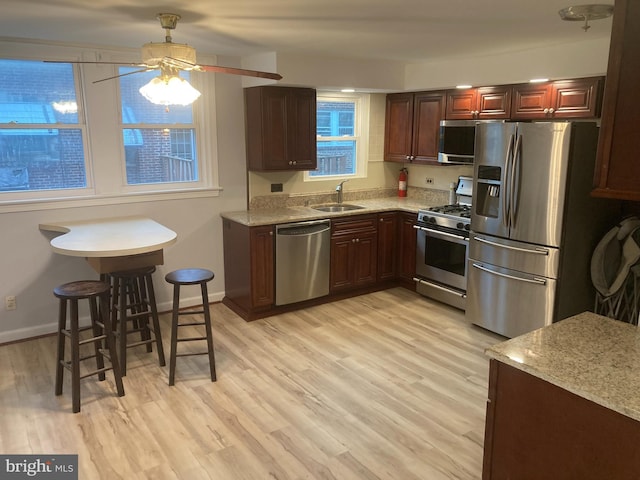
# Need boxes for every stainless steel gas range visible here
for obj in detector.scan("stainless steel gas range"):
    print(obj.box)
[413,176,472,310]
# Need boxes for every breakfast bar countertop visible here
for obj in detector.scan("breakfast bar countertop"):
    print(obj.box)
[485,312,640,422]
[220,197,428,227]
[39,216,177,257]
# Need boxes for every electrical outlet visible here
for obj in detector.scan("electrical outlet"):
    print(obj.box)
[5,295,16,311]
[425,177,434,185]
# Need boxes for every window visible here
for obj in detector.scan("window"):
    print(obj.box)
[119,68,199,185]
[0,41,219,210]
[307,93,368,180]
[0,59,87,192]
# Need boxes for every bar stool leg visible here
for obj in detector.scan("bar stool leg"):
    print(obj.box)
[116,277,128,376]
[55,299,67,396]
[100,291,124,397]
[69,298,81,414]
[144,272,165,365]
[201,282,217,382]
[168,283,181,386]
[89,295,106,381]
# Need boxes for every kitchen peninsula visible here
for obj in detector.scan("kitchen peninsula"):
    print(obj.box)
[483,312,640,480]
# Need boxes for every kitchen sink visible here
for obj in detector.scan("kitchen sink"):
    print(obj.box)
[312,204,365,213]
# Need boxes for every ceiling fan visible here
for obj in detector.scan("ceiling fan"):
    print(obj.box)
[46,13,282,105]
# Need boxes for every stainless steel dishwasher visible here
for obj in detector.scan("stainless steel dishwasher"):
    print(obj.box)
[275,219,331,306]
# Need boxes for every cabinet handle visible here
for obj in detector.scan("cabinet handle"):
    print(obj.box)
[544,108,549,114]
[548,108,555,114]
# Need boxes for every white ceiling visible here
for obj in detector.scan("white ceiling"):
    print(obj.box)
[0,0,614,64]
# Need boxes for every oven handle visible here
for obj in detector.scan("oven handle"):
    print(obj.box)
[471,263,547,285]
[413,225,469,242]
[472,235,549,255]
[413,278,467,298]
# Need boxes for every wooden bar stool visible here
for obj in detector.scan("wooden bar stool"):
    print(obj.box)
[108,266,166,376]
[54,280,124,413]
[165,268,217,386]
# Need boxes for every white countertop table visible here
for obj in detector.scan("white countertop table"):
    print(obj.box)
[39,216,177,273]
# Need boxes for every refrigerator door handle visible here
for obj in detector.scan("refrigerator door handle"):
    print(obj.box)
[472,235,550,255]
[510,133,522,229]
[471,263,547,285]
[503,133,515,229]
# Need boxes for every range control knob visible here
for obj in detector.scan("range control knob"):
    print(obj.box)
[428,217,436,223]
[465,224,470,231]
[456,222,464,230]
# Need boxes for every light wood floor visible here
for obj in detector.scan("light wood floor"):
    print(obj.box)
[0,287,503,479]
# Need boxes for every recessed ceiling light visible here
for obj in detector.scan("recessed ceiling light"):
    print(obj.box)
[530,78,549,83]
[456,85,472,89]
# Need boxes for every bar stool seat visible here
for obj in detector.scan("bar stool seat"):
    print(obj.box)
[107,266,165,376]
[165,268,217,386]
[54,280,124,413]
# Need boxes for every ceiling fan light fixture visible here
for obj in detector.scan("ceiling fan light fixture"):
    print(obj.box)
[558,4,614,31]
[139,75,201,106]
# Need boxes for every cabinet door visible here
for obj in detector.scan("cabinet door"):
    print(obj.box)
[353,231,378,287]
[250,225,274,308]
[288,88,318,170]
[511,83,553,119]
[397,212,417,284]
[445,88,478,120]
[412,91,446,163]
[245,86,317,171]
[594,0,640,200]
[330,236,355,291]
[476,86,512,120]
[377,213,398,281]
[550,77,603,119]
[384,93,414,162]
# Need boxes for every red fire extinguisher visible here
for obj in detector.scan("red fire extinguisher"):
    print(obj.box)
[398,168,408,197]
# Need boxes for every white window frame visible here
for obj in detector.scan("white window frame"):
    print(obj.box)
[0,39,220,213]
[305,91,369,182]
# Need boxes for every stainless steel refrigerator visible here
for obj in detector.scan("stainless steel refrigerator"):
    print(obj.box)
[466,121,618,338]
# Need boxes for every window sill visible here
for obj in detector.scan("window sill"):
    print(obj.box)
[0,187,222,214]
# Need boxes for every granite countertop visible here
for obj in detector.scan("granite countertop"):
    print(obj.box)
[486,312,640,422]
[220,197,428,226]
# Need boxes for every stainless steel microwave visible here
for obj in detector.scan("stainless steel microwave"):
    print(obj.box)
[438,120,478,165]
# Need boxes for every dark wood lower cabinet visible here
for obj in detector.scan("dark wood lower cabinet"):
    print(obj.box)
[222,219,274,320]
[397,212,417,287]
[222,210,419,321]
[377,212,398,282]
[483,360,640,480]
[330,215,378,292]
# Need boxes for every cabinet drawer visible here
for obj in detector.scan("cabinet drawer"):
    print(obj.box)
[331,215,378,236]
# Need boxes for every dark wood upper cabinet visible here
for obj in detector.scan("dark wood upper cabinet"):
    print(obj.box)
[384,91,446,164]
[445,85,512,120]
[244,86,317,171]
[511,77,603,120]
[593,0,640,201]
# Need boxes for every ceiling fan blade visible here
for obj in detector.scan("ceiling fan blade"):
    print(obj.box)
[45,60,148,68]
[198,64,282,81]
[93,67,156,84]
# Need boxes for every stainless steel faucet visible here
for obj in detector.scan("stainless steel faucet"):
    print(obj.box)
[336,180,349,203]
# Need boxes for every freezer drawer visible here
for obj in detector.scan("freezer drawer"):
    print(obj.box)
[470,233,559,278]
[466,260,556,338]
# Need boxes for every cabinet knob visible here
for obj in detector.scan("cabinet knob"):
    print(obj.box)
[544,108,549,114]
[405,155,411,160]
[293,160,297,165]
[548,108,555,114]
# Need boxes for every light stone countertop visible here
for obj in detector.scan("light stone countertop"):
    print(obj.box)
[486,312,640,422]
[220,197,429,226]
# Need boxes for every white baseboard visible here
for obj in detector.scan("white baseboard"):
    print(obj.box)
[0,290,226,345]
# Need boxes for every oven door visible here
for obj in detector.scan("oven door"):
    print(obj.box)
[415,226,468,291]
